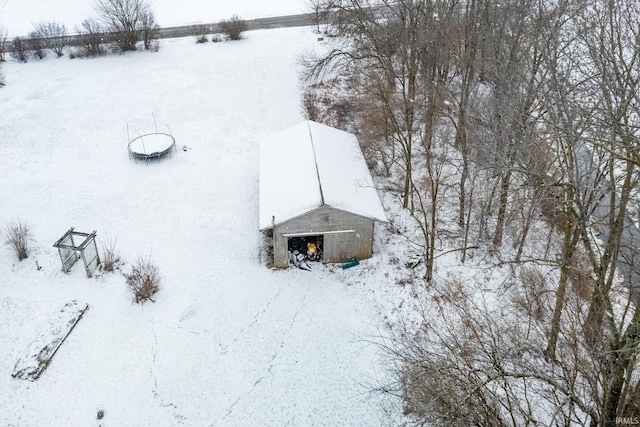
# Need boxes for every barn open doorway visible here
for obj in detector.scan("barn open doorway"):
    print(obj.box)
[288,235,323,263]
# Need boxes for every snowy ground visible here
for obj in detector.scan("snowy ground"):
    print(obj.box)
[0,27,405,426]
[0,0,304,37]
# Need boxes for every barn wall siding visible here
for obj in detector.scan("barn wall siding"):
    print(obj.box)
[272,206,375,268]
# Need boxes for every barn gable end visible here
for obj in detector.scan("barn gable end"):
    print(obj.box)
[272,205,375,267]
[259,121,386,268]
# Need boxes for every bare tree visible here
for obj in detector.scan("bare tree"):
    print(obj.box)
[305,1,417,209]
[450,0,480,230]
[303,0,461,280]
[32,21,68,57]
[385,276,599,426]
[94,0,155,51]
[571,0,640,421]
[305,0,332,33]
[473,0,548,248]
[531,0,591,361]
[139,8,159,50]
[397,0,640,423]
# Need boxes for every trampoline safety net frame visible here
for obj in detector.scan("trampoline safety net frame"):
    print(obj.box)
[127,114,177,163]
[128,132,176,163]
[53,228,101,277]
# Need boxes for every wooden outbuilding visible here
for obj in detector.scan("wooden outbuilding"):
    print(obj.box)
[259,120,386,268]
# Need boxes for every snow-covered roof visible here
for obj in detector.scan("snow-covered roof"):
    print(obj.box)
[259,120,387,230]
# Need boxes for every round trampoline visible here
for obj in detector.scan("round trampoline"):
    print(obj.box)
[128,132,176,162]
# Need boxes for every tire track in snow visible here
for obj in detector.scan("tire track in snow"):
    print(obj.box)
[150,328,186,424]
[219,290,283,355]
[267,294,306,377]
[161,323,227,354]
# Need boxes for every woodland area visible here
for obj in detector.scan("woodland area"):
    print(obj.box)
[302,0,640,425]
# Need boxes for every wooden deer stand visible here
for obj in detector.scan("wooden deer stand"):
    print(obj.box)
[53,228,101,277]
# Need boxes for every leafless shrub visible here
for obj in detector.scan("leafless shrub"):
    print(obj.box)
[27,34,47,59]
[32,21,68,57]
[299,80,357,129]
[514,266,550,321]
[566,256,595,301]
[219,15,247,41]
[328,98,354,128]
[356,96,396,176]
[299,78,358,134]
[100,236,121,272]
[125,256,160,303]
[539,187,567,232]
[10,37,29,62]
[5,219,31,261]
[190,23,210,43]
[301,91,321,121]
[262,229,274,268]
[75,19,106,57]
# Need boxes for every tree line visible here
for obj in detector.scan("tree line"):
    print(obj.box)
[0,0,159,62]
[303,0,640,425]
[0,0,250,64]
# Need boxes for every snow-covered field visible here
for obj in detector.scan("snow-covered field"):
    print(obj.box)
[1,0,304,36]
[0,27,404,426]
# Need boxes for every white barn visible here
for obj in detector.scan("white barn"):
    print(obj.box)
[259,120,386,268]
